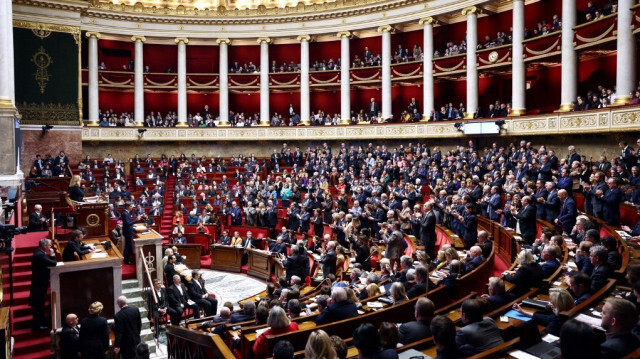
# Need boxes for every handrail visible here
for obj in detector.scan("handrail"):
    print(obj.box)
[51,291,57,330]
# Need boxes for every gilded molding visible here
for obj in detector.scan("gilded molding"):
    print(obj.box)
[85,31,101,39]
[0,98,15,110]
[377,24,394,33]
[337,31,352,38]
[174,37,189,44]
[419,17,437,25]
[81,107,640,142]
[216,38,231,45]
[131,35,146,42]
[256,37,272,44]
[297,34,312,42]
[461,5,478,15]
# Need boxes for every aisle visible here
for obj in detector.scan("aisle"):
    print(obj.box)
[200,269,266,312]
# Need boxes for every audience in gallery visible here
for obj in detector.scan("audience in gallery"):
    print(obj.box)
[582,0,618,23]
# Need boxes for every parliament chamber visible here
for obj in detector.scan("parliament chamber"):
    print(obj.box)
[2,0,640,358]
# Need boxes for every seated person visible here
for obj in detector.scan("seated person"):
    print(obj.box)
[600,298,640,358]
[399,297,434,345]
[252,306,299,359]
[389,282,409,305]
[269,237,287,255]
[568,271,592,305]
[540,244,561,278]
[353,323,399,359]
[503,250,543,296]
[173,231,187,244]
[462,246,484,273]
[149,279,177,330]
[167,274,200,324]
[456,298,504,355]
[573,240,594,276]
[481,277,515,310]
[164,254,179,280]
[430,315,461,359]
[512,288,574,336]
[201,306,232,334]
[602,236,622,270]
[407,265,432,299]
[589,245,613,293]
[438,259,463,295]
[28,204,49,232]
[62,230,92,262]
[186,270,218,317]
[172,246,187,264]
[315,287,358,325]
[230,231,243,246]
[230,300,256,323]
[218,230,231,245]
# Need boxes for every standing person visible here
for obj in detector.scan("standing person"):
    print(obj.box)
[59,313,80,359]
[511,196,537,244]
[68,175,85,202]
[113,296,142,359]
[319,241,338,278]
[28,204,49,232]
[121,202,139,265]
[381,222,404,268]
[29,238,57,330]
[420,202,437,257]
[79,302,110,359]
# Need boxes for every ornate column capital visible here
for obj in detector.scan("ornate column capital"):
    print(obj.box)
[337,31,353,39]
[131,35,146,43]
[174,37,189,44]
[216,38,231,45]
[461,6,479,16]
[419,17,437,26]
[85,31,101,39]
[257,37,272,44]
[297,34,312,42]
[377,25,394,33]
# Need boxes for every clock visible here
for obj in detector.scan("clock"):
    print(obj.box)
[87,214,100,227]
[488,51,499,63]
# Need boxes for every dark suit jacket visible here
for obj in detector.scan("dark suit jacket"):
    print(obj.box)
[29,249,57,307]
[69,185,84,202]
[283,253,306,281]
[590,263,612,293]
[399,319,432,345]
[320,250,337,276]
[62,239,90,262]
[79,315,109,358]
[165,263,178,281]
[513,205,537,241]
[541,259,561,278]
[149,287,169,312]
[544,190,561,223]
[121,210,135,237]
[187,279,208,300]
[420,211,437,245]
[114,306,142,357]
[167,283,191,308]
[315,300,358,325]
[557,197,577,233]
[28,212,47,232]
[407,280,428,299]
[59,325,80,359]
[461,214,478,248]
[599,188,623,225]
[455,318,504,355]
[503,263,543,296]
[601,333,640,358]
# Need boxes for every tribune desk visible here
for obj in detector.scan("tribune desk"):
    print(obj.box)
[246,248,273,280]
[134,228,164,286]
[210,245,243,272]
[51,238,123,328]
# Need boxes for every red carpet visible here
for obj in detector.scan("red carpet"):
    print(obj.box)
[492,253,510,277]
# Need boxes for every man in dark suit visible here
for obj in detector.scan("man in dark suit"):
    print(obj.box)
[319,241,337,277]
[419,202,437,257]
[600,298,640,358]
[597,178,623,225]
[218,230,231,245]
[463,246,484,273]
[619,140,636,171]
[28,204,49,232]
[167,274,200,325]
[230,300,255,323]
[164,254,179,281]
[315,287,358,325]
[542,182,561,224]
[481,277,515,310]
[511,196,537,244]
[540,245,561,278]
[149,279,176,334]
[456,204,478,250]
[407,266,431,299]
[456,299,504,356]
[531,180,548,220]
[121,202,139,265]
[29,238,57,330]
[586,172,608,218]
[589,245,612,293]
[187,270,218,316]
[368,97,379,118]
[114,296,142,359]
[62,230,91,262]
[269,236,287,255]
[399,297,434,345]
[59,313,80,359]
[381,222,404,268]
[555,189,577,234]
[282,245,306,281]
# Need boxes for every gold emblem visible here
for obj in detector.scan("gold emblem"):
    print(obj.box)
[488,51,499,63]
[87,214,100,227]
[31,46,52,94]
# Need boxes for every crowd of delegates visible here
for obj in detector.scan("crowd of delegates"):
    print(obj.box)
[28,151,73,178]
[582,1,618,23]
[573,83,640,111]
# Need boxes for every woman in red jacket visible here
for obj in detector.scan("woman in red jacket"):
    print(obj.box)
[252,306,299,358]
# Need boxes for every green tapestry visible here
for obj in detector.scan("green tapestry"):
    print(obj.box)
[13,23,80,125]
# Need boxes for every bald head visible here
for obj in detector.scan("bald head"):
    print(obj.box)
[117,295,128,308]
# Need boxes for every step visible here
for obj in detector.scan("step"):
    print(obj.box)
[123,279,140,290]
[13,349,50,359]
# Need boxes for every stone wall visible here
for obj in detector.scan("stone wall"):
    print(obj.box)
[21,125,83,174]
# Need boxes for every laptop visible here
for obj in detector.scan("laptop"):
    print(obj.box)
[520,321,561,359]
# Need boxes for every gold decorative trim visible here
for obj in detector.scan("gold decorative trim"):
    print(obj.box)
[377,25,394,33]
[419,17,437,26]
[297,34,312,42]
[216,38,231,45]
[131,35,146,42]
[509,108,526,116]
[351,70,380,81]
[13,20,81,38]
[85,31,102,39]
[575,23,615,43]
[0,98,15,109]
[524,39,560,56]
[31,46,53,94]
[257,37,272,44]
[337,31,353,39]
[18,102,78,125]
[557,103,574,112]
[174,37,189,44]
[461,5,478,15]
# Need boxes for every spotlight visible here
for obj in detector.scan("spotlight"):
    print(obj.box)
[41,125,53,135]
[495,120,506,133]
[137,129,147,134]
[454,122,464,132]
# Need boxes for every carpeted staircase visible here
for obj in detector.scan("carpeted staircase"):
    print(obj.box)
[158,176,175,242]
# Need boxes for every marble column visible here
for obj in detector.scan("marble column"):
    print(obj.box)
[257,37,271,126]
[378,25,393,120]
[86,32,101,126]
[217,38,230,126]
[298,35,311,125]
[511,0,526,115]
[0,0,17,181]
[419,17,435,121]
[175,38,189,127]
[132,36,146,126]
[559,0,577,111]
[338,31,352,124]
[463,6,478,119]
[614,0,636,105]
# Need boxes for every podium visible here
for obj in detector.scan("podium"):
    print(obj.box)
[210,245,243,273]
[61,193,109,238]
[246,248,273,280]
